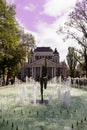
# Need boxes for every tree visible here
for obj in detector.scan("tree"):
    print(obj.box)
[5,44,26,84]
[17,27,36,61]
[40,58,47,103]
[66,47,77,77]
[15,25,36,81]
[57,0,87,77]
[0,0,20,85]
[0,0,36,85]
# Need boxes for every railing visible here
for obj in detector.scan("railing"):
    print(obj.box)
[71,78,87,89]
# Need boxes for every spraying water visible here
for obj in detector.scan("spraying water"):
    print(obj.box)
[57,77,71,107]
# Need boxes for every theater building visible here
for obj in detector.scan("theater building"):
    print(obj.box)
[21,47,67,81]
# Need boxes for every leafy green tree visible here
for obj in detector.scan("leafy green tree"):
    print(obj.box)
[40,58,47,103]
[57,0,87,77]
[17,27,36,61]
[66,47,77,77]
[0,0,20,85]
[15,25,36,80]
[0,1,36,85]
[6,44,26,84]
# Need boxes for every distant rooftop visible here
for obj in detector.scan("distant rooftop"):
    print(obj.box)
[53,48,59,54]
[34,47,53,52]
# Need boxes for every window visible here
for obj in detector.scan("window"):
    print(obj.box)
[35,56,39,60]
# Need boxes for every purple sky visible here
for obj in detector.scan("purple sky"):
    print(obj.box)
[15,0,56,32]
[7,0,82,61]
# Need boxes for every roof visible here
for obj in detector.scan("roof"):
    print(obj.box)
[30,49,33,54]
[53,48,59,54]
[27,58,57,67]
[34,47,53,52]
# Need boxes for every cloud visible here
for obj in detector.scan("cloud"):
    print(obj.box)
[16,18,40,44]
[6,0,15,5]
[42,0,81,17]
[34,0,82,61]
[15,0,82,62]
[35,14,81,61]
[24,3,36,11]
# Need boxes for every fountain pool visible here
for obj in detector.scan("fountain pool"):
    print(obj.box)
[0,81,87,130]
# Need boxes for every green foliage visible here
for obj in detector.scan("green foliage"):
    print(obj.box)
[41,58,47,90]
[42,65,47,78]
[57,0,87,77]
[66,47,77,77]
[16,26,36,60]
[0,0,26,84]
[0,0,36,85]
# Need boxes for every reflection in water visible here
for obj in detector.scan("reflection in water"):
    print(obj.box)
[33,126,44,130]
[39,126,44,130]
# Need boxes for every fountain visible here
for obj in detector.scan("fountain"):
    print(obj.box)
[48,95,53,105]
[15,83,28,105]
[60,89,70,107]
[59,75,62,84]
[14,75,71,108]
[0,75,87,130]
[57,76,71,107]
[32,81,38,105]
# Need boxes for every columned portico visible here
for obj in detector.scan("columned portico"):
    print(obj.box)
[54,67,56,77]
[31,66,57,80]
[23,47,67,81]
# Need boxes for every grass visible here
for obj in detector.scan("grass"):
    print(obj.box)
[0,82,87,130]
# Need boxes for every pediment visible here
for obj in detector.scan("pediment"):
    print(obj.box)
[46,59,57,66]
[29,58,57,67]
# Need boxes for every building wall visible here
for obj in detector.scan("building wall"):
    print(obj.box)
[21,47,67,81]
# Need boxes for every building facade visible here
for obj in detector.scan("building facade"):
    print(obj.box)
[21,47,67,81]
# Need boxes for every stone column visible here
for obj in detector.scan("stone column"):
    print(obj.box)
[32,67,33,78]
[33,67,36,79]
[54,67,56,77]
[40,67,42,78]
[59,68,60,76]
[52,67,53,78]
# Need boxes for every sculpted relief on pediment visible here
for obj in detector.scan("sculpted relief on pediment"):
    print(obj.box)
[30,59,56,67]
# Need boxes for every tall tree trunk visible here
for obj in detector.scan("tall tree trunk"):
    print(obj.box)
[6,74,9,85]
[84,49,87,78]
[85,57,87,78]
[2,67,6,86]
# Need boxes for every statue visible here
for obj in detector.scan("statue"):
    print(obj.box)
[40,58,47,103]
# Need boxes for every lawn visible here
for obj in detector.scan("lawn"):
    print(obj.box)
[0,82,87,130]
